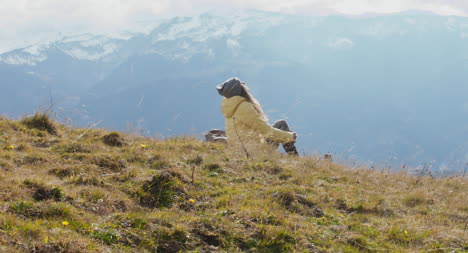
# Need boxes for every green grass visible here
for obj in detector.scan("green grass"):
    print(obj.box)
[0,115,467,252]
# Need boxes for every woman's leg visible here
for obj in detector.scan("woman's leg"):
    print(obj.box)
[272,120,298,155]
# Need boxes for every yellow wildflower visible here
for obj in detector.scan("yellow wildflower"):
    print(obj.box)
[141,144,147,148]
[188,199,195,203]
[9,145,15,149]
[404,230,408,236]
[62,221,69,226]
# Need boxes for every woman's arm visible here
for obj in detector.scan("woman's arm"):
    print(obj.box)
[235,102,295,143]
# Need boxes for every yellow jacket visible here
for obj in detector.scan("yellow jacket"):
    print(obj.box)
[221,96,295,146]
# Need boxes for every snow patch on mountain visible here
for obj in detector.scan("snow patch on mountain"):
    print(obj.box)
[145,11,286,61]
[57,34,125,61]
[23,44,50,56]
[60,34,97,43]
[360,22,408,38]
[62,44,119,61]
[0,34,126,65]
[152,11,285,44]
[327,37,354,50]
[0,44,51,65]
[226,39,240,49]
[153,16,205,42]
[0,54,46,66]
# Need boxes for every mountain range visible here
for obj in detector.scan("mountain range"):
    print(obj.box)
[1,10,467,172]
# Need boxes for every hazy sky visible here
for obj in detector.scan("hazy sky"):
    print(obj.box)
[1,0,468,53]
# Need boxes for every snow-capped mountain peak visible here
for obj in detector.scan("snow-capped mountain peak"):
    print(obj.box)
[55,34,126,62]
[0,34,127,66]
[0,43,52,66]
[151,11,286,43]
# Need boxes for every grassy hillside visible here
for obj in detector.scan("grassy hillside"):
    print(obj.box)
[0,114,466,252]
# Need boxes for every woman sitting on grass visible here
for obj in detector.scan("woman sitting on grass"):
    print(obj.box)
[216,77,298,155]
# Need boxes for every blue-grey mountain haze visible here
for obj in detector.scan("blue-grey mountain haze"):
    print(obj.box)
[1,11,467,173]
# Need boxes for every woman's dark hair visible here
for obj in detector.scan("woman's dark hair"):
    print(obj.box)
[239,82,268,121]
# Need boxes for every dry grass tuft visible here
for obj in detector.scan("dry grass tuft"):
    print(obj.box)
[20,112,57,135]
[102,131,125,147]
